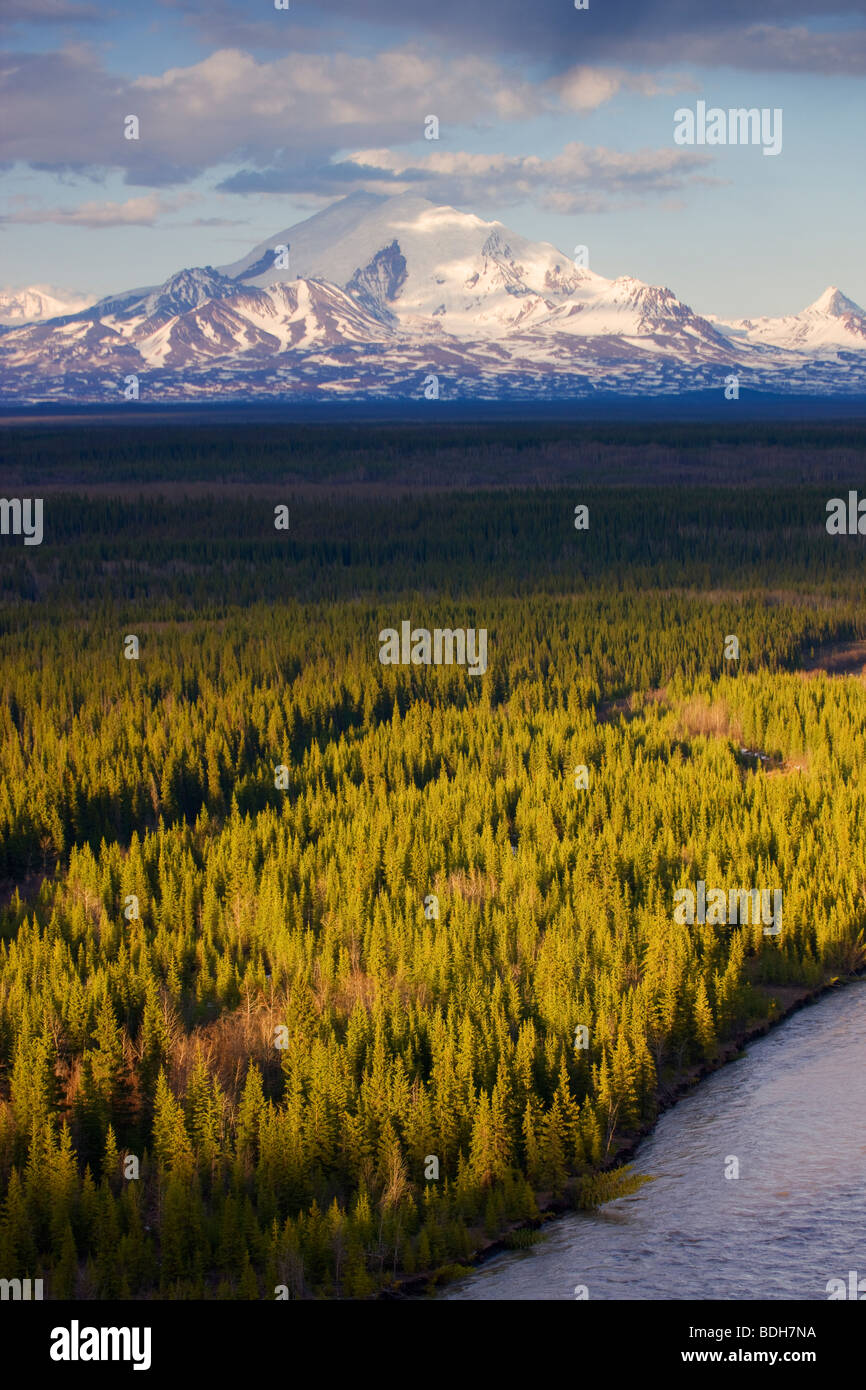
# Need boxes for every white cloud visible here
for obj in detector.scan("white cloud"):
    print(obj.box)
[0,40,707,217]
[549,66,696,111]
[0,43,687,187]
[2,193,196,226]
[341,141,719,213]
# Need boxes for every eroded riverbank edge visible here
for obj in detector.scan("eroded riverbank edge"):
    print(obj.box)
[385,967,865,1300]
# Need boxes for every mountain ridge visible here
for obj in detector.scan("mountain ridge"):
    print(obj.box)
[1,193,864,402]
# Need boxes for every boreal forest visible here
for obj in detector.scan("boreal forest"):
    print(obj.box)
[1,419,865,1298]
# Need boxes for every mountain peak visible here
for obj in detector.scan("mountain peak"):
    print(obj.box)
[143,266,238,318]
[807,286,864,318]
[0,283,95,325]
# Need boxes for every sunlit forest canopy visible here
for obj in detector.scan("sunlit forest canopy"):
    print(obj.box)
[0,433,865,1298]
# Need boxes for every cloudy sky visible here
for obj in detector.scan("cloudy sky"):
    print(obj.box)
[1,0,864,316]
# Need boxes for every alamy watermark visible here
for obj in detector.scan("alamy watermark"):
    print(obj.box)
[0,497,42,545]
[1,1277,43,1300]
[378,621,487,676]
[826,1270,866,1299]
[674,102,782,157]
[50,1321,151,1371]
[674,880,782,935]
[826,492,866,534]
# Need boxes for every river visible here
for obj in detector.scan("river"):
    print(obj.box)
[440,980,866,1300]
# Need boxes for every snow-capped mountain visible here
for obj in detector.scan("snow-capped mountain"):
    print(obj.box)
[0,284,95,325]
[218,192,735,356]
[1,193,864,402]
[712,287,866,353]
[81,266,391,362]
[220,192,608,337]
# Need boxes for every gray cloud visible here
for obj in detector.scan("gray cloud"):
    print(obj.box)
[157,0,348,56]
[0,19,793,224]
[615,24,866,76]
[0,44,546,185]
[1,44,685,191]
[158,0,866,74]
[9,1,865,76]
[218,144,719,215]
[0,0,101,27]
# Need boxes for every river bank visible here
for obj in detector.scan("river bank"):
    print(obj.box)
[384,966,863,1299]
